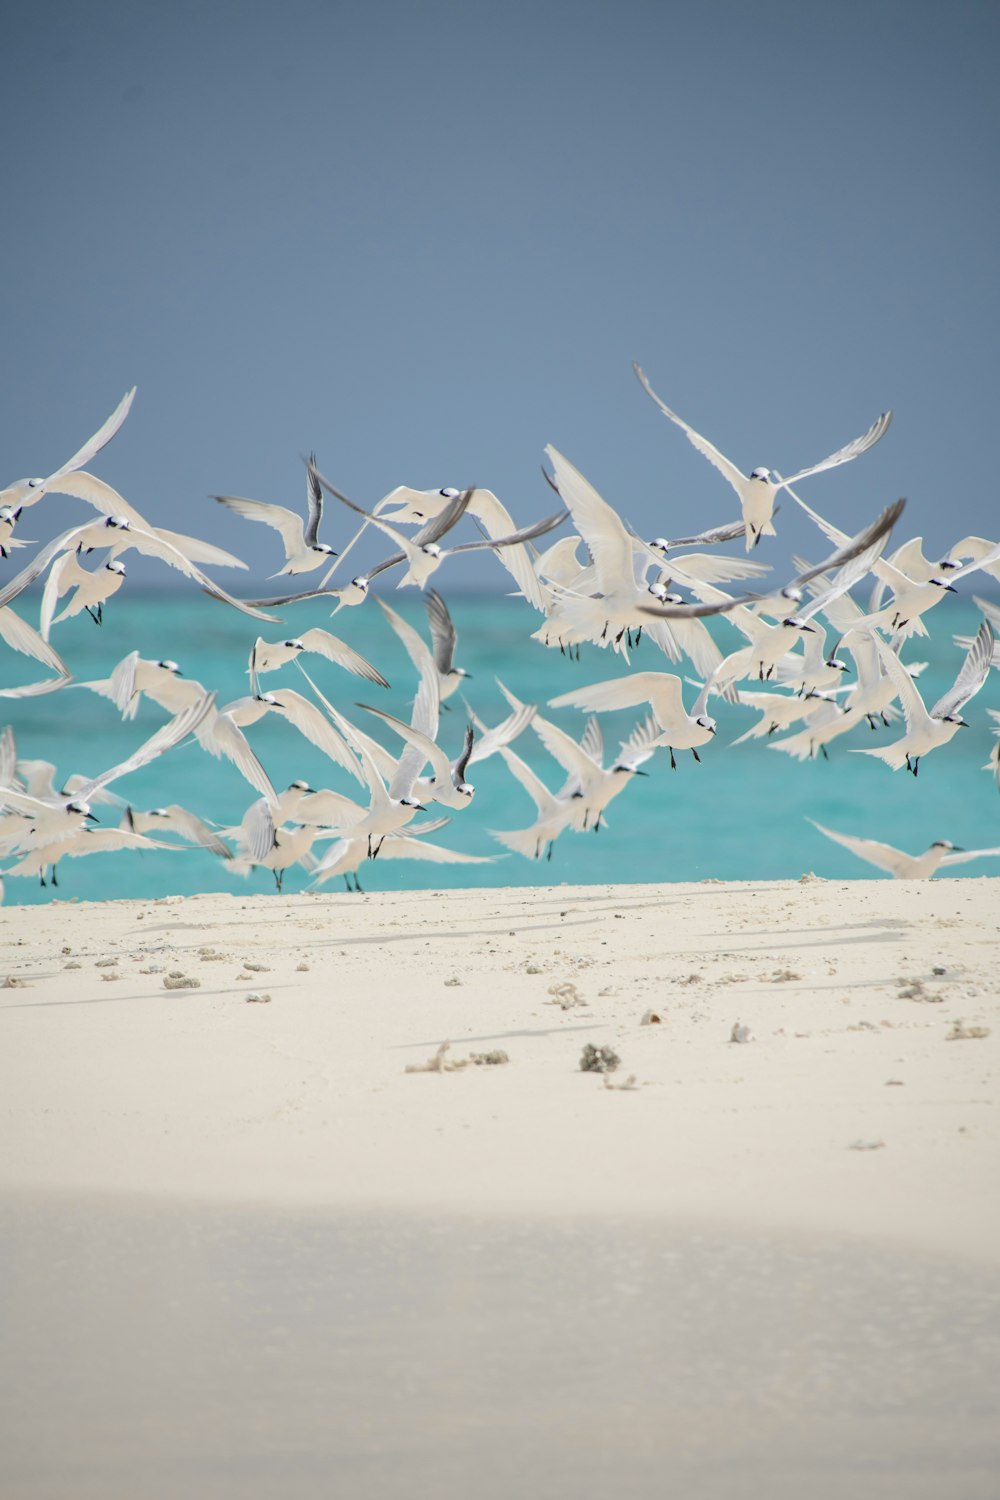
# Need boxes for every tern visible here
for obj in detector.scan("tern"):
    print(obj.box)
[548,671,716,768]
[41,551,127,635]
[4,826,183,887]
[121,804,233,860]
[248,629,389,696]
[0,515,281,625]
[213,458,339,575]
[852,621,994,774]
[809,822,1000,879]
[634,363,892,550]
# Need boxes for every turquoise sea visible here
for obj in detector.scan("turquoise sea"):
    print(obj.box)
[2,589,998,905]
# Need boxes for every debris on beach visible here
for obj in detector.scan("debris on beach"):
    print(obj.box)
[443,976,463,987]
[405,1042,509,1074]
[729,1022,752,1044]
[603,1073,640,1091]
[896,978,941,1002]
[848,1139,886,1151]
[163,972,201,990]
[245,992,272,1004]
[548,981,584,1010]
[640,1009,663,1025]
[579,1043,620,1073]
[2,976,27,989]
[946,1020,991,1041]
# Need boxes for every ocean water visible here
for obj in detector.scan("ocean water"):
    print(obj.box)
[2,589,998,905]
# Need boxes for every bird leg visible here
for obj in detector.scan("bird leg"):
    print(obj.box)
[669,747,677,770]
[691,747,701,763]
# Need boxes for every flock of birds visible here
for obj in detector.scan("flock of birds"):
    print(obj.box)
[2,366,999,898]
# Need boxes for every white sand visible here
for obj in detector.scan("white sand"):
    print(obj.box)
[4,877,1000,1498]
[3,877,998,1260]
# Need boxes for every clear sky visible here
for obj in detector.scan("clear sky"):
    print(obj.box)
[5,0,999,590]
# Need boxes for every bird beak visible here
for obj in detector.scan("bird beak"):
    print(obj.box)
[85,810,100,823]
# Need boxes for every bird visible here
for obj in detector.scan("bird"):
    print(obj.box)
[633,363,892,549]
[248,629,389,696]
[423,589,472,704]
[306,817,496,892]
[548,671,716,768]
[40,550,127,635]
[809,821,1000,879]
[227,797,332,891]
[0,515,281,626]
[121,804,233,860]
[213,457,338,575]
[851,620,995,774]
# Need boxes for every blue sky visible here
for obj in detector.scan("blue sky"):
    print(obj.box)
[5,0,999,590]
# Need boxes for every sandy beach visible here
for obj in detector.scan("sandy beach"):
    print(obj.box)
[3,876,999,1498]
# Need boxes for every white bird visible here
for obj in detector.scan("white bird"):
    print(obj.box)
[307,818,495,892]
[46,470,247,572]
[213,457,338,575]
[306,708,427,861]
[423,590,472,703]
[488,742,576,861]
[0,515,280,625]
[227,798,330,890]
[3,826,183,887]
[809,821,1000,879]
[248,629,389,696]
[40,550,127,636]
[634,363,892,550]
[548,671,716,768]
[121,804,233,860]
[852,621,995,775]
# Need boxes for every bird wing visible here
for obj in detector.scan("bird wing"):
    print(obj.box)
[781,410,893,487]
[424,588,458,673]
[302,456,324,548]
[633,363,747,495]
[38,388,137,494]
[873,637,932,735]
[544,446,632,596]
[212,495,307,557]
[299,628,389,687]
[0,604,70,676]
[77,693,217,800]
[808,820,906,875]
[939,847,1000,867]
[241,798,277,862]
[550,670,684,728]
[466,702,536,764]
[268,688,365,777]
[929,621,994,719]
